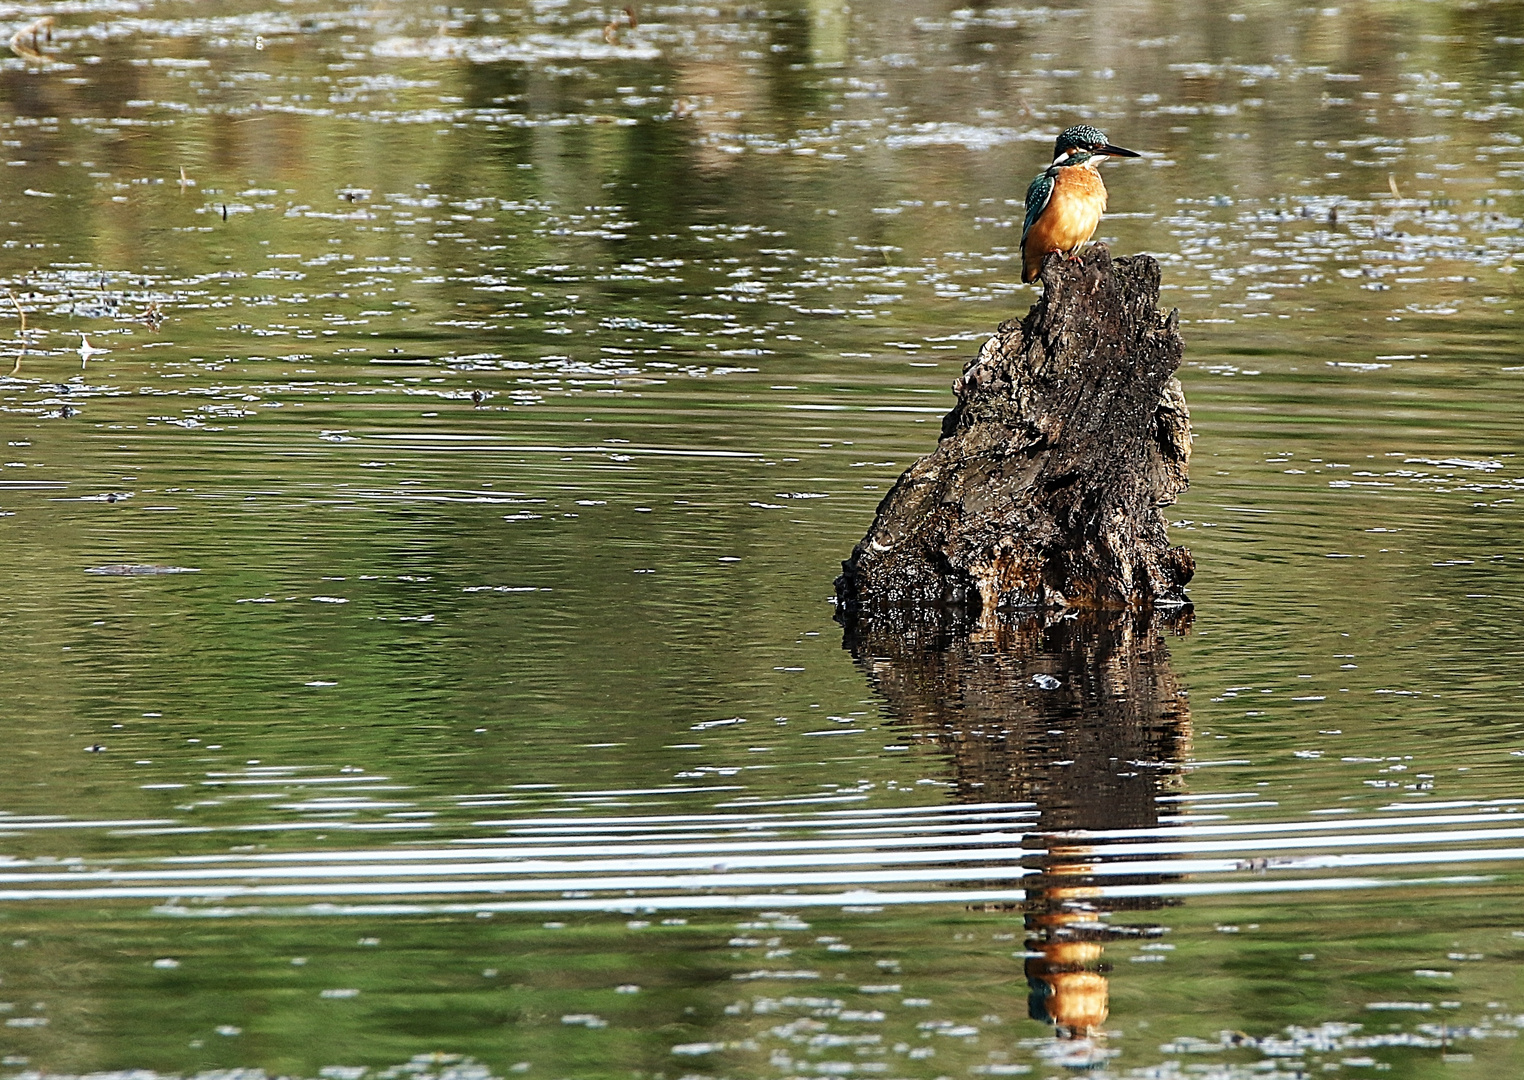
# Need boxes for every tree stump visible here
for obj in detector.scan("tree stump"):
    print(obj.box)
[835,245,1193,630]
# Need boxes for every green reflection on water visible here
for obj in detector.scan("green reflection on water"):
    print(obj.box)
[0,0,1521,1075]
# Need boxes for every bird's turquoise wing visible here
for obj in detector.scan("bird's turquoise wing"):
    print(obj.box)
[1021,169,1056,248]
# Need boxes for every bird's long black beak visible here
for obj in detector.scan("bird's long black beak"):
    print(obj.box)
[1100,143,1141,158]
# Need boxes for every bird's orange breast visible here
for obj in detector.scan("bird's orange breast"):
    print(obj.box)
[1022,165,1109,282]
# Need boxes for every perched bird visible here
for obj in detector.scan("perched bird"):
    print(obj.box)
[1020,125,1141,284]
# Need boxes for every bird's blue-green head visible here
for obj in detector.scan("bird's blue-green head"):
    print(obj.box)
[1051,124,1141,166]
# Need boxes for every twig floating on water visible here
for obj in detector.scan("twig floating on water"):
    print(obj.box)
[8,290,25,337]
[604,5,637,43]
[9,16,54,62]
[7,290,24,375]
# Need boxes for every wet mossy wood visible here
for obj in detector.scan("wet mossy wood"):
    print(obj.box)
[835,245,1193,628]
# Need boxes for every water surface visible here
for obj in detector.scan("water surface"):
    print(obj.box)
[0,1,1522,1077]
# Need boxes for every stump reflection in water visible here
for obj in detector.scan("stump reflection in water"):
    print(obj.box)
[845,613,1193,1050]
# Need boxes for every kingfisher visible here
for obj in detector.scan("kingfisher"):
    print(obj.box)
[1020,125,1141,284]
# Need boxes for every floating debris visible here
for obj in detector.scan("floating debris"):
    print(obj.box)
[84,564,201,576]
[8,15,54,63]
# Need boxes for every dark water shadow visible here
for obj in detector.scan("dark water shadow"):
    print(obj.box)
[844,611,1193,1055]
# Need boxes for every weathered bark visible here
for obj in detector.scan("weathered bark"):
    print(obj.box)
[835,245,1193,630]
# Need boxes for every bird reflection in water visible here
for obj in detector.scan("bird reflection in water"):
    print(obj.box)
[845,610,1192,1061]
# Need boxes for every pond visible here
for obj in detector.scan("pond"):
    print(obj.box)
[0,0,1521,1076]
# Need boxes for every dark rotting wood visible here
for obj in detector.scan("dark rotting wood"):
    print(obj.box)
[834,244,1193,631]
